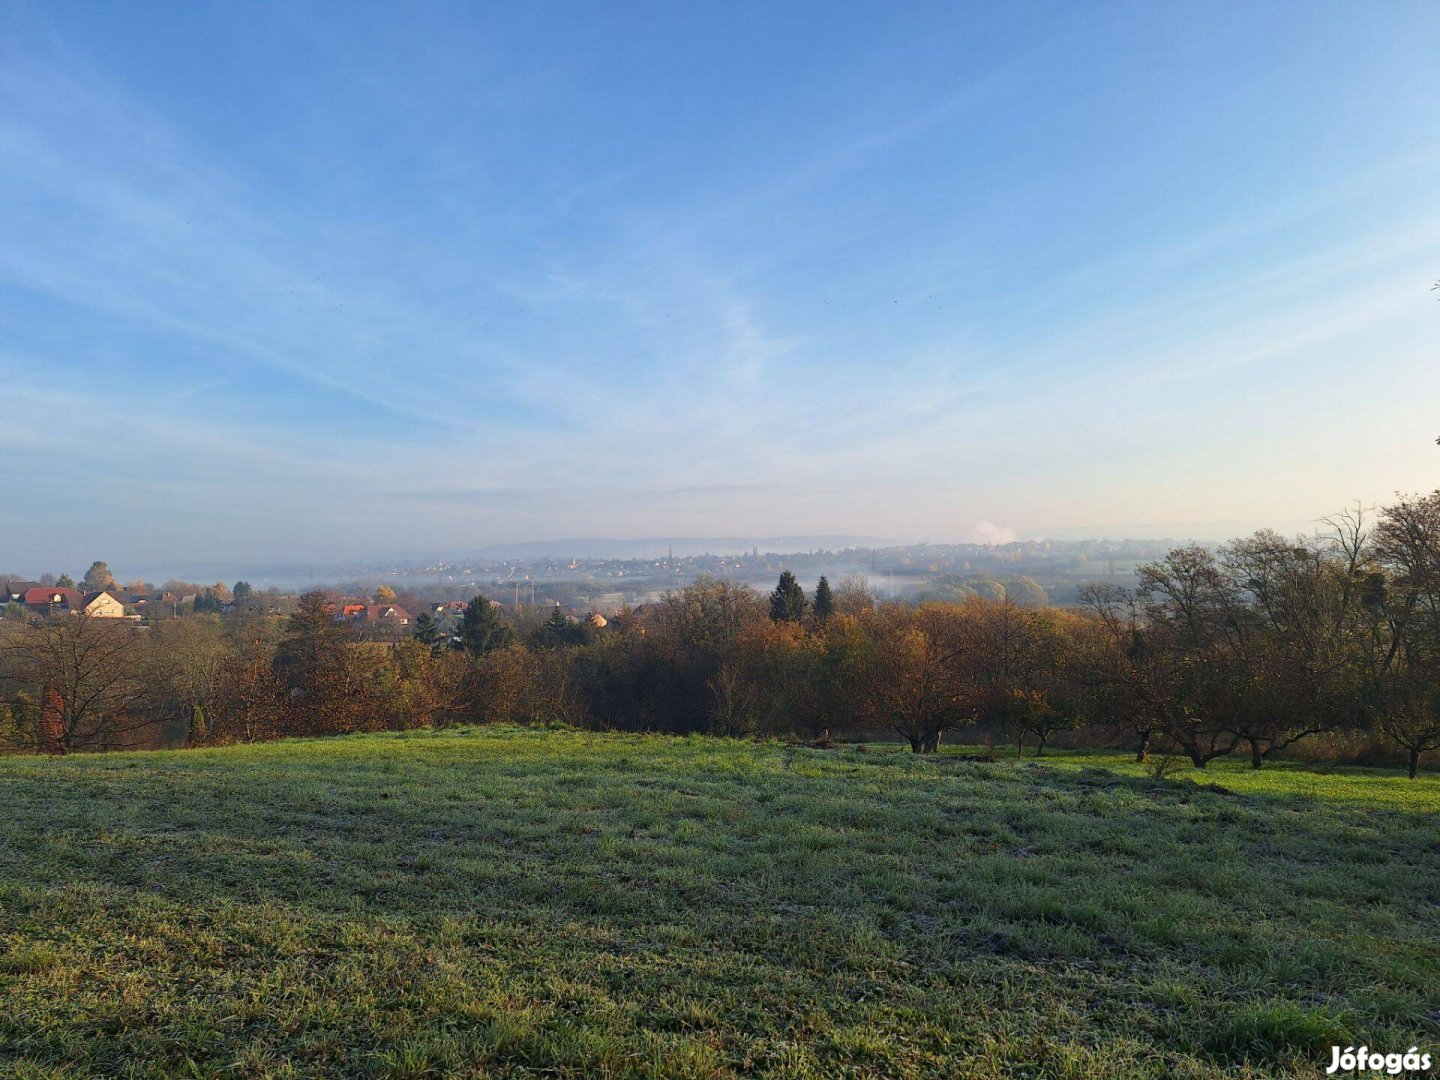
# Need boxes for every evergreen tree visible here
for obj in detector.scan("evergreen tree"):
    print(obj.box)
[530,605,587,650]
[56,574,75,588]
[413,611,448,654]
[456,594,515,656]
[769,571,807,622]
[232,581,254,601]
[193,588,224,614]
[273,591,348,689]
[813,575,835,622]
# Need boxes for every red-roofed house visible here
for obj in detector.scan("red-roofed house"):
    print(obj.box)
[23,587,82,613]
[365,604,410,626]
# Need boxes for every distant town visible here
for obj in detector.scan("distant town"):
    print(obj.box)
[2,538,1183,629]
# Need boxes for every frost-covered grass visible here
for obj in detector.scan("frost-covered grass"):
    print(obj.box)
[1,728,1436,1078]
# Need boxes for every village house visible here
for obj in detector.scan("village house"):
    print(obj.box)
[81,591,127,618]
[2,581,134,619]
[1,580,41,604]
[335,602,412,627]
[21,586,83,613]
[364,603,411,626]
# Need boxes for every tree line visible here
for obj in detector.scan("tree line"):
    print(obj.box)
[3,492,1440,776]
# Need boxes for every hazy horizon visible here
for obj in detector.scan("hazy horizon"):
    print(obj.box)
[4,2,1438,571]
[0,519,1361,591]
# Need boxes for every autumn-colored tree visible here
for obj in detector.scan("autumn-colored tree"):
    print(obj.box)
[80,561,115,591]
[852,605,971,753]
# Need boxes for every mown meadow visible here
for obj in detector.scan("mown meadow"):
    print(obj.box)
[0,727,1436,1078]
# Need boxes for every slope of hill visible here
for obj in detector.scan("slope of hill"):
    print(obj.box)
[0,729,1436,1079]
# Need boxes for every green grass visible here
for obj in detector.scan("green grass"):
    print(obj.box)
[0,728,1436,1079]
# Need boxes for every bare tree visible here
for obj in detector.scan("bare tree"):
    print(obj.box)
[707,662,759,737]
[1132,547,1244,767]
[1367,491,1440,776]
[0,611,162,752]
[834,575,877,616]
[1078,583,1170,761]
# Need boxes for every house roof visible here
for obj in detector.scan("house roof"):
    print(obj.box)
[368,604,411,621]
[23,587,81,607]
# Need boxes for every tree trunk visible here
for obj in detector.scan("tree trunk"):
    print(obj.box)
[1248,738,1264,770]
[39,687,66,755]
[1034,734,1048,756]
[907,733,923,753]
[1409,748,1420,780]
[1135,729,1151,762]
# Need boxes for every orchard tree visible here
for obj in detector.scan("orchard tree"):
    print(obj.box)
[1368,490,1440,777]
[1079,582,1175,762]
[0,611,161,752]
[853,606,971,753]
[1215,531,1367,767]
[1132,546,1244,767]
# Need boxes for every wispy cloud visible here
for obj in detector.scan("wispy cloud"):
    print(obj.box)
[3,4,1438,570]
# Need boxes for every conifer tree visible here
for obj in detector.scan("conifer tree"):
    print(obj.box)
[530,605,587,649]
[413,611,448,654]
[769,571,807,622]
[456,594,515,656]
[813,575,835,622]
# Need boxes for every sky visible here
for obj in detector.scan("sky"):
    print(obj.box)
[3,1,1439,575]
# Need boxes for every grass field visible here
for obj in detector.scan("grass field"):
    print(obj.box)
[1,728,1437,1079]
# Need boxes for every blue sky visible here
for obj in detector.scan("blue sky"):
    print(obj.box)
[3,1,1438,574]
